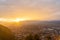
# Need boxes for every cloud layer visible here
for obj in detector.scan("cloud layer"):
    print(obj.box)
[0,0,60,20]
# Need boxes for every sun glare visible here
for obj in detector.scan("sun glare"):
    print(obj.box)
[13,18,26,22]
[0,18,26,22]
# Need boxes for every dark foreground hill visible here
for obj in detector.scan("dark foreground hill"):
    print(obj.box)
[0,24,16,40]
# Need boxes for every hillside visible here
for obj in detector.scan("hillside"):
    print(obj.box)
[0,24,16,40]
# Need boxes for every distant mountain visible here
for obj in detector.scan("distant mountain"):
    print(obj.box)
[18,20,60,25]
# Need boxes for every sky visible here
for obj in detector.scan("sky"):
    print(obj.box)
[0,0,60,21]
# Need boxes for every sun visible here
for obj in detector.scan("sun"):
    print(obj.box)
[0,18,26,22]
[14,18,26,22]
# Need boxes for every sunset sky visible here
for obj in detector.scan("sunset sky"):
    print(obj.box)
[0,0,60,21]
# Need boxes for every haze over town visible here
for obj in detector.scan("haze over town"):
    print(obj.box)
[0,0,60,40]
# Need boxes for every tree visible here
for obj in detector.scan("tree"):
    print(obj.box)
[25,34,33,40]
[45,35,52,40]
[33,34,40,40]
